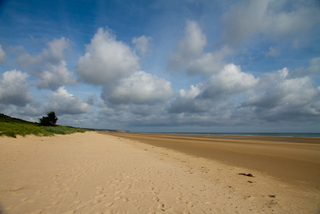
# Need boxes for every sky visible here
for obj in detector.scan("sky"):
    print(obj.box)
[0,0,320,133]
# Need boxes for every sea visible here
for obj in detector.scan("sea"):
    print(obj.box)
[154,132,320,138]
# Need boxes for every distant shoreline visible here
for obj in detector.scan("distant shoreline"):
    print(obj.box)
[133,132,320,138]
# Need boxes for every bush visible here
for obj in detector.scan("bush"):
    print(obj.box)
[39,111,58,126]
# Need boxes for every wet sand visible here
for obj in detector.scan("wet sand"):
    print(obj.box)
[108,133,320,190]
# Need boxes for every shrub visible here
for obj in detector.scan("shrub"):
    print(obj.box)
[39,111,58,126]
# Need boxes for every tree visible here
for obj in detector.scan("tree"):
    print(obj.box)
[39,111,58,126]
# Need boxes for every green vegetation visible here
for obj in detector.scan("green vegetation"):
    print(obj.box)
[39,111,58,126]
[0,113,88,138]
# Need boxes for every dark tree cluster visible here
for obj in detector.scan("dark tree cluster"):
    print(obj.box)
[39,111,58,126]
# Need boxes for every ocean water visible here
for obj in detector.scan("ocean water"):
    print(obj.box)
[158,132,320,138]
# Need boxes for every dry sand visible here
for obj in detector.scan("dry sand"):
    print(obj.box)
[0,132,319,214]
[109,133,320,189]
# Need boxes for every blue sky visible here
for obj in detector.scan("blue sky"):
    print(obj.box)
[0,0,320,132]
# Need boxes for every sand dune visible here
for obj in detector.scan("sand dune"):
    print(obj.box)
[0,132,319,213]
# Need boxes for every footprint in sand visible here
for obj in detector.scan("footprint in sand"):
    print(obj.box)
[104,209,113,214]
[21,197,35,204]
[30,209,45,214]
[93,194,106,202]
[95,186,104,193]
[51,201,59,205]
[5,205,13,210]
[105,202,114,207]
[61,210,75,214]
[186,202,194,207]
[122,197,129,202]
[72,201,81,204]
[114,196,129,202]
[35,190,44,195]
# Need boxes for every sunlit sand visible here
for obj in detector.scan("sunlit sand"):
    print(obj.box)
[1,132,319,213]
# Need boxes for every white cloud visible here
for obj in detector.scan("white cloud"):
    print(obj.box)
[37,60,76,90]
[44,86,91,115]
[306,57,320,75]
[0,70,33,106]
[17,101,44,116]
[221,0,269,45]
[178,20,207,58]
[178,84,202,100]
[290,57,320,78]
[132,35,152,56]
[168,63,259,114]
[15,37,75,90]
[0,44,6,64]
[186,46,232,75]
[221,0,320,46]
[168,21,232,76]
[203,63,259,98]
[168,84,208,113]
[242,67,320,121]
[168,20,207,70]
[102,71,174,105]
[46,37,70,63]
[76,27,140,85]
[16,37,70,70]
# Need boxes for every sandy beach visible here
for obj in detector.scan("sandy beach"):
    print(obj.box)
[1,132,320,213]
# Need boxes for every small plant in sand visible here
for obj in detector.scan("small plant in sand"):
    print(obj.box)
[39,111,58,126]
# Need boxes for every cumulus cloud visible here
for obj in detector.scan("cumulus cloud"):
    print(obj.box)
[76,27,140,85]
[46,38,70,63]
[168,63,259,114]
[0,70,33,106]
[168,20,232,76]
[221,0,320,46]
[102,71,174,105]
[132,35,152,56]
[242,67,320,121]
[288,57,320,78]
[168,20,207,70]
[37,60,76,90]
[44,86,91,115]
[168,84,208,113]
[0,44,6,64]
[17,101,44,116]
[306,57,320,76]
[16,37,70,70]
[167,64,319,127]
[186,46,232,75]
[202,63,259,98]
[15,37,75,90]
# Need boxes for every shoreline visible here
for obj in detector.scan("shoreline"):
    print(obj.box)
[139,132,320,138]
[107,132,320,190]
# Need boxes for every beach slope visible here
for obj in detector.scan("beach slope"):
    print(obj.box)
[0,132,319,213]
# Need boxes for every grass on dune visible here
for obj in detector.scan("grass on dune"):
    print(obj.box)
[0,114,88,138]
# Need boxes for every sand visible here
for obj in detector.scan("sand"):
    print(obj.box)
[0,132,319,214]
[108,133,320,189]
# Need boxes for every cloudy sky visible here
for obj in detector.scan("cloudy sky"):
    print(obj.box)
[0,0,320,133]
